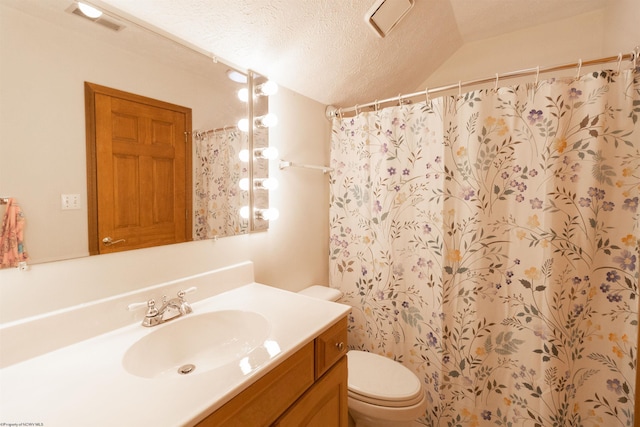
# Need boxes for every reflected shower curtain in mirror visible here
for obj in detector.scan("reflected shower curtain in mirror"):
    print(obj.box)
[194,129,248,239]
[329,69,639,426]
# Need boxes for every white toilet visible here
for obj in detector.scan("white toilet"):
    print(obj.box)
[298,286,428,427]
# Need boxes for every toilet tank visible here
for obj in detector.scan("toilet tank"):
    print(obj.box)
[298,285,342,302]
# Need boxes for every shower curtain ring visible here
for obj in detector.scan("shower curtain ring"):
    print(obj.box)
[355,104,360,115]
[398,93,402,105]
[616,53,622,74]
[425,88,430,103]
[458,81,462,98]
[494,73,499,91]
[576,59,582,80]
[535,65,540,85]
[338,108,343,120]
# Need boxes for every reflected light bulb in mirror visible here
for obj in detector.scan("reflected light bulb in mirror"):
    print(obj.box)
[237,118,249,132]
[238,149,250,163]
[239,206,250,219]
[239,178,250,191]
[255,113,278,128]
[237,88,248,102]
[78,2,103,18]
[227,70,248,83]
[256,81,278,96]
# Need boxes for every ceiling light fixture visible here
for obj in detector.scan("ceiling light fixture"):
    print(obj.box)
[227,70,248,83]
[77,2,103,19]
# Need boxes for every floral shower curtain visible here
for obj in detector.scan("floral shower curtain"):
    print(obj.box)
[194,129,248,239]
[329,68,639,426]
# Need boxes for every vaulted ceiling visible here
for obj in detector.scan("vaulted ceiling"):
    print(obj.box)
[90,1,611,106]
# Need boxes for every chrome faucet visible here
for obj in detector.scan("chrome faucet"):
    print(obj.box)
[128,287,196,327]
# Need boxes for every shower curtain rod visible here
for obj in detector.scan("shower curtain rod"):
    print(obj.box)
[194,125,239,137]
[327,47,640,119]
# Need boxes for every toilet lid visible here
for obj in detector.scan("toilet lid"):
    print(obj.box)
[347,350,423,405]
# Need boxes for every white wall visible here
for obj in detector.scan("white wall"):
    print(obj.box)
[0,5,332,323]
[420,3,640,93]
[603,0,640,54]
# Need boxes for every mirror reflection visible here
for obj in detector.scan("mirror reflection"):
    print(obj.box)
[0,0,273,266]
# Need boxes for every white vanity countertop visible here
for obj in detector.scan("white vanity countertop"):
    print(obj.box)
[0,283,351,427]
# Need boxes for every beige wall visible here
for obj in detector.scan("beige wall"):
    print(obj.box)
[420,2,639,92]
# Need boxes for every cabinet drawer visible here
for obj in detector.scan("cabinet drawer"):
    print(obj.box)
[315,317,348,379]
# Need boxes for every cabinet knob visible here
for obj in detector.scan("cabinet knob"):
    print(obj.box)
[335,342,345,351]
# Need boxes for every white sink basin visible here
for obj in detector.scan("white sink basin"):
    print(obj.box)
[123,310,270,379]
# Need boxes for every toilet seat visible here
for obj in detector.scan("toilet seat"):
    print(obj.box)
[347,350,424,408]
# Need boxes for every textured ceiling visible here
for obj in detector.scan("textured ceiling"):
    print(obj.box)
[92,0,609,106]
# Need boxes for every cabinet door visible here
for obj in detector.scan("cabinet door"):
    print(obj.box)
[274,355,348,427]
[315,317,348,379]
[197,342,314,427]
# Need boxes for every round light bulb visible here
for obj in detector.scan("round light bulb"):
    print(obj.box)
[256,113,278,128]
[255,178,279,190]
[261,178,279,190]
[78,2,103,18]
[239,178,250,191]
[261,208,280,221]
[238,149,250,162]
[259,146,279,160]
[237,118,249,132]
[237,88,248,102]
[239,206,250,219]
[257,80,278,96]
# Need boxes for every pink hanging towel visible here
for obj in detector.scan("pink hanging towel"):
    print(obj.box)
[0,198,29,268]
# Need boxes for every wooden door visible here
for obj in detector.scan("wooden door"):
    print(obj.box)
[85,82,192,254]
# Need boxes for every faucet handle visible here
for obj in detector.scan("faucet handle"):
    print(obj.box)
[128,299,159,317]
[177,286,197,300]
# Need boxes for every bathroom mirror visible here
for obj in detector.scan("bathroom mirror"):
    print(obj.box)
[0,0,271,265]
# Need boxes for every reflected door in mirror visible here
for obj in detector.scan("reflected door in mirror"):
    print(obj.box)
[86,83,193,254]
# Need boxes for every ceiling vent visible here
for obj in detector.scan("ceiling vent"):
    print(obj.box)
[65,3,125,31]
[365,0,414,38]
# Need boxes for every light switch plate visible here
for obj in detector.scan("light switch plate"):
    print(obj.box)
[61,194,81,210]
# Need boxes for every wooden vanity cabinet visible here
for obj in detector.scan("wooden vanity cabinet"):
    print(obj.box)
[196,316,348,427]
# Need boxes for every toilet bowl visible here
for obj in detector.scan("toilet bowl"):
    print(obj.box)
[298,286,428,427]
